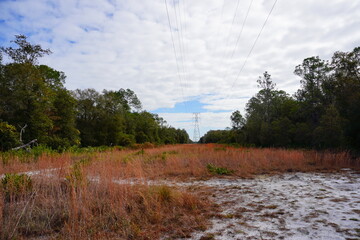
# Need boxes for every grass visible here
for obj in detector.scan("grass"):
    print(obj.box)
[0,172,212,239]
[0,143,359,239]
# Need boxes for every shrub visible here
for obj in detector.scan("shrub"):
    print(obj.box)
[206,164,234,175]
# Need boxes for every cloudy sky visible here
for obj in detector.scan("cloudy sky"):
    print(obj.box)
[1,0,359,140]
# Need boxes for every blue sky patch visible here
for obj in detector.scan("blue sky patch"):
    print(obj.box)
[152,99,208,113]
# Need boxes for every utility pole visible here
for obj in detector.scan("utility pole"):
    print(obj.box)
[193,113,200,143]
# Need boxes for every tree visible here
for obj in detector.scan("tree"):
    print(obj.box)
[329,47,360,148]
[294,56,330,126]
[313,105,344,148]
[50,89,80,148]
[0,35,51,64]
[0,121,19,151]
[0,61,54,143]
[230,110,245,130]
[257,71,276,123]
[0,36,79,148]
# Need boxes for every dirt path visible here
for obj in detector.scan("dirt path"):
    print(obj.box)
[181,170,360,240]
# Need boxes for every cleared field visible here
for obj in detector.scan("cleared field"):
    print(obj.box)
[1,144,359,239]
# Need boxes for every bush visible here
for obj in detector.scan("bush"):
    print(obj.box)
[206,164,234,175]
[117,133,136,146]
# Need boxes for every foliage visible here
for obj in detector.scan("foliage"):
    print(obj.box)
[0,121,19,151]
[202,46,360,150]
[0,35,51,64]
[206,163,234,175]
[0,35,189,151]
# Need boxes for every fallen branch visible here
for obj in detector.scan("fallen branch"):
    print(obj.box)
[12,139,37,151]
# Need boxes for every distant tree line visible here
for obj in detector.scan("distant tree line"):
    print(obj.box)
[201,46,360,150]
[0,35,189,151]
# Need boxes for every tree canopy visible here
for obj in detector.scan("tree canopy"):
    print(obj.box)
[201,46,360,150]
[0,35,189,151]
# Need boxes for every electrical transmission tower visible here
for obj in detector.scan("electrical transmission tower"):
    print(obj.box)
[193,113,200,143]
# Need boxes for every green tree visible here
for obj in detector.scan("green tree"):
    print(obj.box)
[0,35,79,148]
[0,35,52,64]
[330,47,360,148]
[50,89,80,148]
[256,71,276,123]
[294,56,330,126]
[230,110,245,130]
[313,105,344,148]
[0,121,19,151]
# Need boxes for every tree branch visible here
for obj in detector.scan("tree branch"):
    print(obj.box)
[12,139,37,151]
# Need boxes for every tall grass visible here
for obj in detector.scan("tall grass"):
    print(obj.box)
[79,144,359,179]
[2,144,359,179]
[0,168,211,239]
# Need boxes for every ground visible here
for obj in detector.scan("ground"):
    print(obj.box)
[157,170,360,240]
[2,145,360,239]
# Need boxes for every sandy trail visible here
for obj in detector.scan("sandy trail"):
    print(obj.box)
[184,170,360,240]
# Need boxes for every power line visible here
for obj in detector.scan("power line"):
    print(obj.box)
[181,0,190,91]
[211,0,227,55]
[229,0,254,59]
[164,0,188,112]
[219,0,241,61]
[219,0,254,89]
[227,0,278,99]
[174,0,189,93]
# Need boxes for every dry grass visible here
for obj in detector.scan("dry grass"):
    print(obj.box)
[0,172,212,239]
[2,144,359,180]
[79,144,359,179]
[1,144,359,239]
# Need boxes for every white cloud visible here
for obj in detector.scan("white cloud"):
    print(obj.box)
[1,0,359,139]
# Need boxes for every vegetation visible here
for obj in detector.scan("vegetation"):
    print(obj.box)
[0,35,189,151]
[0,143,359,238]
[201,47,360,151]
[0,35,359,239]
[206,163,234,175]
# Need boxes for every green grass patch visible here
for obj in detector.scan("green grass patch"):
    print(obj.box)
[206,163,234,175]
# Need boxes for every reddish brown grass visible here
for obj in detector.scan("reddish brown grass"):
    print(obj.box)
[0,174,212,239]
[79,144,359,180]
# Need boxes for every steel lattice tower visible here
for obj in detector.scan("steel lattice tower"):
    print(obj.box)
[193,113,200,143]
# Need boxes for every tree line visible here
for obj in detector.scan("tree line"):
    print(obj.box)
[201,46,360,150]
[0,35,189,151]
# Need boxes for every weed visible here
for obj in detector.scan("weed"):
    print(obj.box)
[134,149,145,156]
[66,162,86,188]
[1,173,33,201]
[207,164,234,175]
[155,185,173,203]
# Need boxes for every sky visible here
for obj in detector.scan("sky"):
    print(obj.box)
[0,0,359,140]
